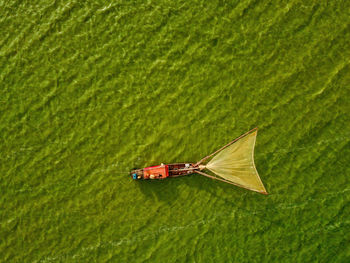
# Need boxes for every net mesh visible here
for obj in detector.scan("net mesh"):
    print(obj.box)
[205,130,267,193]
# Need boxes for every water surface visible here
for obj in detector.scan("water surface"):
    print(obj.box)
[1,0,349,262]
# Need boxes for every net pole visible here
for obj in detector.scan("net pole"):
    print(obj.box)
[195,127,258,166]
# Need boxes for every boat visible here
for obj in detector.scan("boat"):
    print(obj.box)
[130,128,268,195]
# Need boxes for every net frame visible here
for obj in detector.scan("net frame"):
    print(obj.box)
[195,127,268,195]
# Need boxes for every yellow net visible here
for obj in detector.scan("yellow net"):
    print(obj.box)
[205,129,267,194]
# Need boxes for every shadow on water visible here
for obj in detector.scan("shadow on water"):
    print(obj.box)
[135,178,181,205]
[134,169,272,212]
[181,172,272,209]
[134,172,243,205]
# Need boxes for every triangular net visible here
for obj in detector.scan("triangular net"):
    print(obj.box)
[205,129,267,194]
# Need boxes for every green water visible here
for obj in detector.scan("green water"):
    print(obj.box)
[1,0,350,262]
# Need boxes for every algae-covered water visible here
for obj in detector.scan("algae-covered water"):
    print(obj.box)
[1,0,350,262]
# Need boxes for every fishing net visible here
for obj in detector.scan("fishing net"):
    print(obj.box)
[205,129,267,194]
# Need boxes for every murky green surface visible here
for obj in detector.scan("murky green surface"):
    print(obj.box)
[1,0,350,262]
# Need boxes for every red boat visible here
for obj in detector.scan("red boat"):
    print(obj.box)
[130,128,268,194]
[131,163,199,180]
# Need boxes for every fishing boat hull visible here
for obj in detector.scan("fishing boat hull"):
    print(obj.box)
[131,163,198,180]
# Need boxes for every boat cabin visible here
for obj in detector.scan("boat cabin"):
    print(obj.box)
[143,165,169,179]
